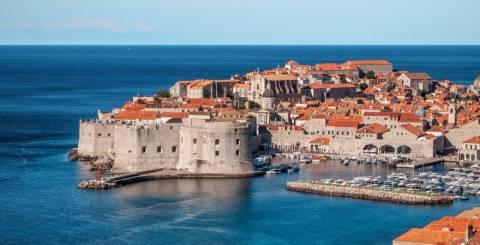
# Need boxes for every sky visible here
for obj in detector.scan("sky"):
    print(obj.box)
[1,0,480,45]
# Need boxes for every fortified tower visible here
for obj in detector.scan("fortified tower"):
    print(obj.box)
[177,118,254,175]
[448,103,457,126]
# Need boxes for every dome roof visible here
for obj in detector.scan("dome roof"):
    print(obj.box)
[262,88,275,98]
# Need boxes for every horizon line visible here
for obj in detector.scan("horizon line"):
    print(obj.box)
[1,43,480,46]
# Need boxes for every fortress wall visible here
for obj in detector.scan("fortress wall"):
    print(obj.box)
[77,120,115,157]
[178,119,254,174]
[112,123,180,172]
[445,122,480,148]
[328,138,438,158]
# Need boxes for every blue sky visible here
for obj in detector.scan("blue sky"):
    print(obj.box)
[1,0,480,45]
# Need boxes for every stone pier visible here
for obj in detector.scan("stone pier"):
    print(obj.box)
[286,181,454,205]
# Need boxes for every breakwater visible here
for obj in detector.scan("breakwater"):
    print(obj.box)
[286,181,454,205]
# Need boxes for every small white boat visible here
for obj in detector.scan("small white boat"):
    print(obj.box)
[266,169,281,174]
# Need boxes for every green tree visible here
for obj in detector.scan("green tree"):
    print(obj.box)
[366,71,376,79]
[339,75,347,84]
[154,89,170,101]
[359,83,368,91]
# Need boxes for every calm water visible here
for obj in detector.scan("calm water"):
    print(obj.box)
[1,45,480,244]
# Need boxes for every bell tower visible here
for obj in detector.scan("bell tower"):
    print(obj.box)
[448,103,457,126]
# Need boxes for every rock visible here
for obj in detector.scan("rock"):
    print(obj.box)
[92,156,114,171]
[68,148,79,161]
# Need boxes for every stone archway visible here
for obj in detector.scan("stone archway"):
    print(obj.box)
[363,144,378,154]
[397,145,412,154]
[379,145,395,154]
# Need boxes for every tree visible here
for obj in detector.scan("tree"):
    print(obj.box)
[366,71,376,79]
[154,89,170,101]
[248,100,260,109]
[359,83,369,91]
[339,75,347,84]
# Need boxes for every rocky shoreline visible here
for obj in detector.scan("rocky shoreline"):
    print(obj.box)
[68,148,114,171]
[286,181,454,205]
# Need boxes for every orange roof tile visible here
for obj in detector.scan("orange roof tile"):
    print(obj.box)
[115,111,159,120]
[309,137,331,145]
[356,123,389,134]
[263,74,297,81]
[401,123,424,136]
[393,228,464,245]
[463,136,480,144]
[326,119,359,128]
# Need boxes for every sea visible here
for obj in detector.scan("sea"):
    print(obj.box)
[1,45,480,244]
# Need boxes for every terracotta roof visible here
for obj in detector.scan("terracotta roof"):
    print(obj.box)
[234,83,249,89]
[425,217,480,232]
[356,123,389,134]
[401,123,424,136]
[115,111,159,120]
[463,136,480,144]
[309,137,331,145]
[308,83,356,89]
[326,119,359,128]
[393,228,464,245]
[399,112,422,123]
[263,74,297,81]
[404,72,432,80]
[315,63,358,71]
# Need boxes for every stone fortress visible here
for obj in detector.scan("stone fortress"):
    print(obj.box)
[75,59,480,175]
[77,115,259,175]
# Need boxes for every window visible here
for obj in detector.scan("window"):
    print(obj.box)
[215,150,220,156]
[215,139,220,145]
[236,150,240,156]
[98,133,102,137]
[172,146,177,153]
[142,146,147,153]
[235,139,240,145]
[107,133,111,136]
[157,146,162,153]
[193,138,197,144]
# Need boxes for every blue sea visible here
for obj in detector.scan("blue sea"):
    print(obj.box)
[1,45,480,244]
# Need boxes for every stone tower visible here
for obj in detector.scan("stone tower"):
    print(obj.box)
[448,103,457,126]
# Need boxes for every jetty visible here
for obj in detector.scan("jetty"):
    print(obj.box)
[396,157,444,169]
[286,180,454,205]
[77,168,264,189]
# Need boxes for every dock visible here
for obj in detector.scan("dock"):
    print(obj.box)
[77,168,264,189]
[286,181,454,205]
[396,158,444,169]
